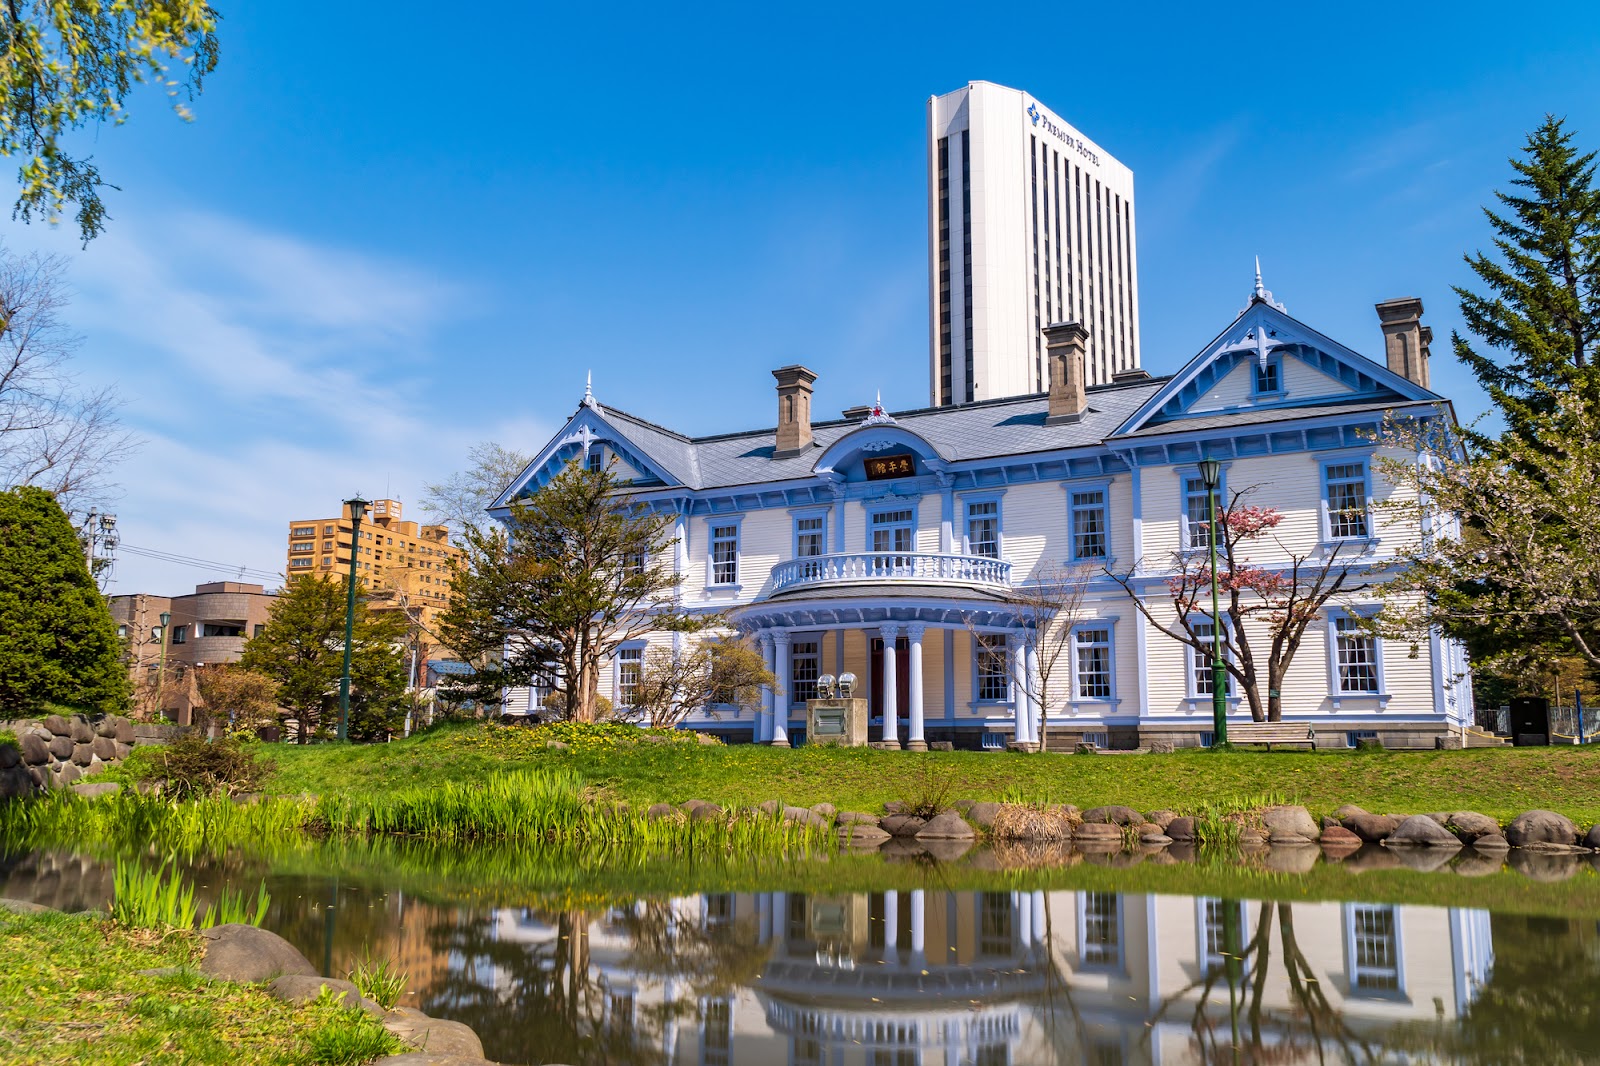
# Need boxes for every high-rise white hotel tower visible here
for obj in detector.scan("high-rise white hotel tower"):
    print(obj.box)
[928,81,1141,405]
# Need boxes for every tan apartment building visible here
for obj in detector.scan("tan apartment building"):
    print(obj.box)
[109,581,279,724]
[284,499,462,680]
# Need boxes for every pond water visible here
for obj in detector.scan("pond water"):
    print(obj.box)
[5,842,1600,1065]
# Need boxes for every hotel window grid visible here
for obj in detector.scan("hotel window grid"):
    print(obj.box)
[937,136,952,405]
[1075,627,1112,699]
[976,635,1009,701]
[791,639,820,704]
[291,526,314,538]
[710,524,739,585]
[1348,905,1401,993]
[1326,462,1370,539]
[1184,476,1214,549]
[290,558,313,568]
[1081,892,1121,967]
[1069,489,1108,560]
[966,499,999,558]
[1335,615,1380,693]
[616,647,642,708]
[961,128,973,402]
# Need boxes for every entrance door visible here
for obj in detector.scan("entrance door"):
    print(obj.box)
[869,637,911,723]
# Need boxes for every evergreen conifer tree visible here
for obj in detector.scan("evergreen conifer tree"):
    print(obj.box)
[1455,116,1600,439]
[0,486,130,714]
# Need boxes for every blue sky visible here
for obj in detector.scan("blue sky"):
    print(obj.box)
[13,1,1600,592]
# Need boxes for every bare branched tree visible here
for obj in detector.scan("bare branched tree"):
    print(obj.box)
[983,565,1094,752]
[421,441,532,541]
[0,246,136,514]
[625,635,775,728]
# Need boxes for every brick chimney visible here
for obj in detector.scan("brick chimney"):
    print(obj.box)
[1043,322,1088,424]
[773,365,818,458]
[1375,297,1432,389]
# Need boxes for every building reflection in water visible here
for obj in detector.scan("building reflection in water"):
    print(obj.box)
[429,889,1496,1065]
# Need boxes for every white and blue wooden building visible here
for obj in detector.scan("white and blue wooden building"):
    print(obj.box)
[493,285,1473,749]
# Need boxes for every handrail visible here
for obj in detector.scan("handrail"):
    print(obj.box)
[770,551,1013,593]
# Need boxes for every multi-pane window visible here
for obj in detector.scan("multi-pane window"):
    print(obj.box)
[795,515,824,578]
[1254,360,1280,394]
[1184,476,1214,549]
[976,635,1009,701]
[616,647,642,708]
[978,892,1013,957]
[1335,615,1379,693]
[1349,905,1401,993]
[622,550,646,578]
[1081,893,1121,967]
[791,639,820,704]
[871,509,914,554]
[1070,489,1108,560]
[1075,627,1112,699]
[1191,620,1226,695]
[702,1000,731,1066]
[586,449,604,473]
[710,525,739,585]
[1326,463,1369,539]
[966,499,1000,558]
[1201,898,1246,975]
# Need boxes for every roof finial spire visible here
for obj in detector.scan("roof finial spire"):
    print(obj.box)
[1254,256,1264,298]
[1248,257,1287,313]
[582,370,597,408]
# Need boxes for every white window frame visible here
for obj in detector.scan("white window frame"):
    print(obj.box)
[614,644,644,710]
[1064,482,1112,563]
[960,491,1004,559]
[1077,891,1125,974]
[1325,607,1389,707]
[1343,903,1407,1000]
[1177,465,1227,553]
[705,517,743,590]
[1184,615,1236,708]
[972,633,1010,704]
[1196,897,1250,977]
[1069,621,1116,704]
[1319,454,1375,544]
[789,636,821,708]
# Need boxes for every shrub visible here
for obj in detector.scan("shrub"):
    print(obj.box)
[898,761,956,819]
[140,734,274,800]
[305,993,404,1065]
[348,956,408,1010]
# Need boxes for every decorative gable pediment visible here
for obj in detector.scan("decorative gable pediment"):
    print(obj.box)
[490,404,684,515]
[1112,299,1441,438]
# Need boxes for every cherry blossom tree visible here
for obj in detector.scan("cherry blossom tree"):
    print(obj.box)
[1108,493,1372,722]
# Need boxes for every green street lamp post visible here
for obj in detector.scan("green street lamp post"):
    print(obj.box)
[338,496,370,743]
[1198,457,1228,746]
[153,611,172,720]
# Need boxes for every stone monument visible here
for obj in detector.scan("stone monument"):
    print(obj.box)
[804,673,869,747]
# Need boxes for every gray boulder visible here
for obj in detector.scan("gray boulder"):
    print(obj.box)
[95,717,119,739]
[1073,823,1124,848]
[373,1055,499,1066]
[879,814,928,837]
[0,898,53,915]
[0,744,16,770]
[383,1013,485,1058]
[1510,848,1583,882]
[70,782,121,799]
[836,811,878,825]
[91,736,117,762]
[1385,815,1464,848]
[688,803,724,822]
[1165,817,1195,841]
[55,763,81,787]
[71,743,93,767]
[915,811,975,841]
[113,741,133,760]
[1332,803,1370,820]
[1585,824,1600,850]
[1445,811,1502,843]
[69,717,93,743]
[269,974,363,1006]
[0,765,32,798]
[782,806,827,828]
[837,824,890,846]
[1261,805,1320,842]
[1505,810,1580,849]
[1473,833,1510,851]
[756,799,782,816]
[1081,805,1145,826]
[1146,809,1179,830]
[18,732,49,766]
[1342,813,1399,842]
[809,802,837,819]
[197,924,318,982]
[114,718,136,744]
[47,735,73,760]
[967,802,1002,828]
[41,715,70,737]
[645,803,681,821]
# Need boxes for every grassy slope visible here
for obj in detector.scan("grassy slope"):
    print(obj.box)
[256,723,1600,826]
[0,910,385,1065]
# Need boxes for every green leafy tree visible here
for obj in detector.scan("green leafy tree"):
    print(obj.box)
[438,460,709,723]
[0,485,129,714]
[1375,392,1600,682]
[240,576,408,743]
[1455,116,1600,439]
[1,2,220,242]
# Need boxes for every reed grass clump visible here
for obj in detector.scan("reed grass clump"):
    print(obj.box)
[112,857,271,930]
[348,956,407,1010]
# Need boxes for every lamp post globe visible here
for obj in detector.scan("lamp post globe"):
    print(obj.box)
[338,496,371,743]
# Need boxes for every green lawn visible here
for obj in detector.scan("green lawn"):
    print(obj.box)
[0,909,391,1065]
[249,723,1600,827]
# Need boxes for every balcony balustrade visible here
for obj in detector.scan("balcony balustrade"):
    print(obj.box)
[769,551,1012,594]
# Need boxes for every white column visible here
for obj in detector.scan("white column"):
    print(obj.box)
[880,624,901,748]
[884,889,899,962]
[1025,637,1042,752]
[1017,890,1032,950]
[1009,633,1033,748]
[906,624,927,751]
[1032,891,1047,950]
[757,893,772,945]
[910,889,926,968]
[758,630,774,743]
[772,631,791,748]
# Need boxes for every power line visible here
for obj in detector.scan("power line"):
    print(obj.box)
[117,542,282,584]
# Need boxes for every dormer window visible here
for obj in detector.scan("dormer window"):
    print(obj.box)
[1253,359,1280,396]
[586,449,604,473]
